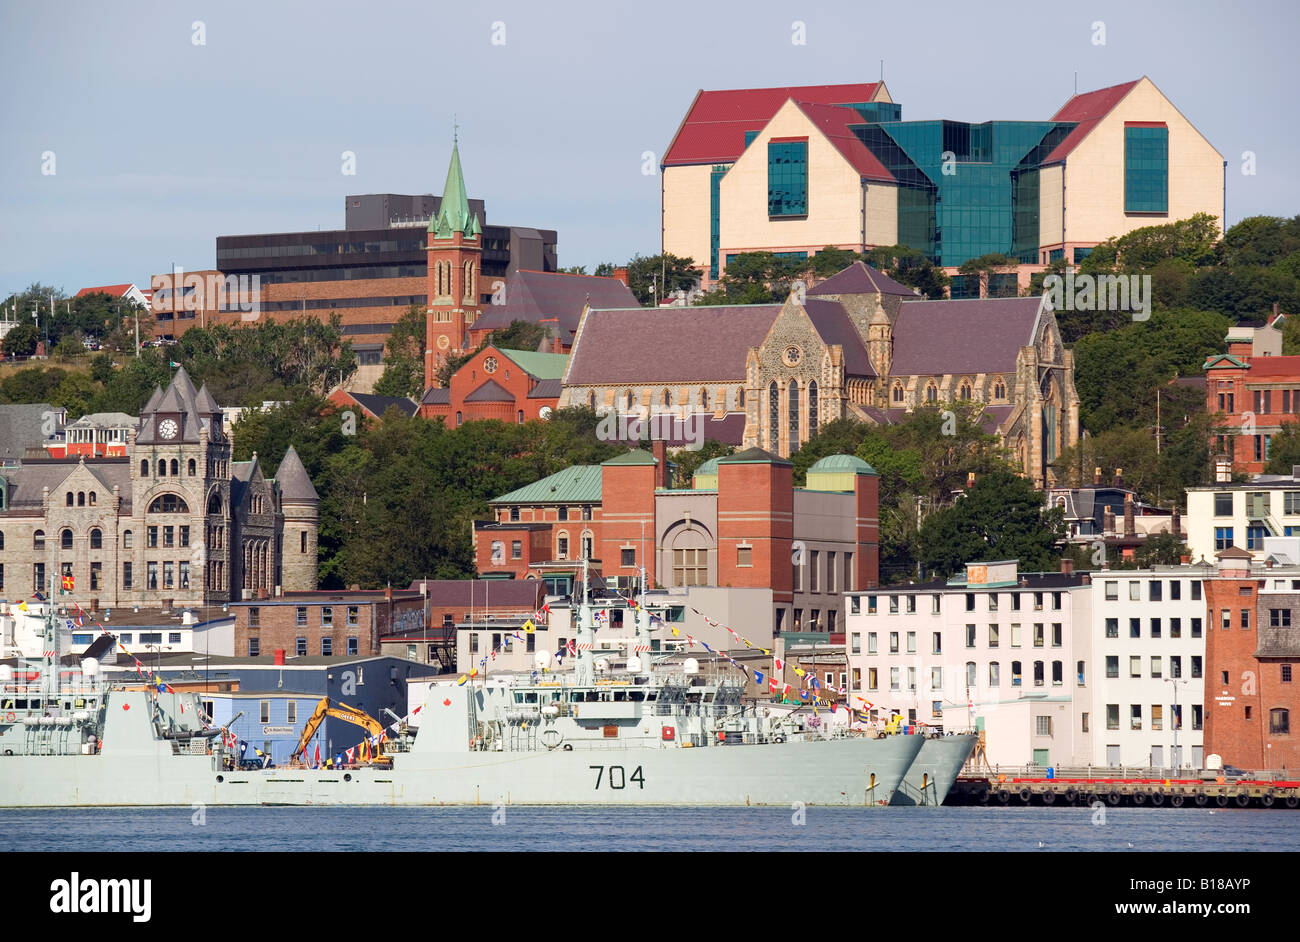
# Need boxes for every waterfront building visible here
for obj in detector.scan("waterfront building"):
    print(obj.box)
[1203,311,1297,476]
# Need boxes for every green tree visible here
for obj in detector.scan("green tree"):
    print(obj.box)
[671,440,736,487]
[1134,531,1189,567]
[1,323,41,357]
[372,304,426,398]
[626,253,696,305]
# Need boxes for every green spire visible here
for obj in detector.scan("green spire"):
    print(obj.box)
[428,142,481,240]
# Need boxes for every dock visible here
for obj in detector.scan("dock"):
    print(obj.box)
[948,767,1300,808]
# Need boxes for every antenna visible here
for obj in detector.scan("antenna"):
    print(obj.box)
[879,59,884,82]
[1074,71,1078,95]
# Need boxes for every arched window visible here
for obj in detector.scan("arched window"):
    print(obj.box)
[966,661,977,687]
[90,528,102,550]
[148,494,189,514]
[517,410,524,424]
[624,390,633,411]
[61,528,73,550]
[959,382,972,401]
[207,492,222,514]
[587,391,595,409]
[188,459,196,476]
[738,387,745,409]
[892,382,904,404]
[140,459,148,476]
[769,382,779,447]
[170,459,179,476]
[66,492,74,506]
[808,381,818,438]
[157,459,166,477]
[994,379,1006,400]
[662,388,672,407]
[34,530,45,550]
[456,412,463,426]
[1270,708,1290,734]
[123,530,132,549]
[925,383,938,403]
[77,491,85,506]
[989,661,1000,687]
[788,380,800,445]
[88,491,95,506]
[700,387,709,409]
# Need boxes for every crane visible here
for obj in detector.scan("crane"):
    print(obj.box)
[291,697,392,769]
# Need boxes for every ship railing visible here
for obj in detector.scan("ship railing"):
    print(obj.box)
[979,764,1290,782]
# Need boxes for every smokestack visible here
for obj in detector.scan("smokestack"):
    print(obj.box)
[652,439,669,490]
[1093,466,1102,486]
[1124,493,1135,537]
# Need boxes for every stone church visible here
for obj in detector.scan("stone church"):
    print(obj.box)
[560,261,1078,486]
[0,367,318,608]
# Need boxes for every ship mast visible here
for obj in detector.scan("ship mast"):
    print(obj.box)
[573,555,595,687]
[41,573,58,703]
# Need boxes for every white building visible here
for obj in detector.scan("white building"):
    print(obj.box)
[0,600,234,660]
[1186,472,1300,564]
[845,560,1091,768]
[1086,568,1208,768]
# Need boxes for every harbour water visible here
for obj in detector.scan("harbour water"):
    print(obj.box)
[3,806,1296,852]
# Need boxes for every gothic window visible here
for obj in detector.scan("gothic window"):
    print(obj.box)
[90,528,102,550]
[157,459,166,477]
[207,492,222,514]
[738,387,745,409]
[925,383,938,403]
[624,389,634,411]
[587,391,595,409]
[663,388,672,407]
[808,381,818,438]
[994,379,1006,400]
[769,382,779,447]
[140,460,148,476]
[88,492,95,506]
[700,387,709,409]
[960,381,972,401]
[788,380,800,444]
[892,383,904,404]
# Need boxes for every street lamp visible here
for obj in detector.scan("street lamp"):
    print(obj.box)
[1165,676,1188,769]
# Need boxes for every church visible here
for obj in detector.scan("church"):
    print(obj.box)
[559,261,1079,486]
[0,367,319,608]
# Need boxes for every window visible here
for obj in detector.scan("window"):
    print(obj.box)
[1010,623,1021,647]
[1152,704,1164,731]
[322,606,334,627]
[906,631,916,654]
[1011,661,1022,686]
[965,593,974,612]
[1150,618,1161,639]
[1271,609,1292,628]
[1106,705,1119,730]
[1129,582,1140,601]
[989,662,1000,686]
[162,561,174,588]
[1131,704,1143,730]
[768,139,808,216]
[295,607,308,628]
[1191,656,1202,678]
[60,529,73,550]
[890,595,900,614]
[1169,580,1181,601]
[1284,665,1293,683]
[180,525,189,547]
[90,528,102,550]
[621,548,635,567]
[1010,593,1021,611]
[1034,592,1044,611]
[296,637,307,656]
[1192,704,1203,730]
[123,530,132,549]
[672,548,707,586]
[867,595,877,614]
[122,562,131,588]
[147,561,158,590]
[163,526,174,548]
[1077,660,1086,686]
[1191,580,1202,601]
[1170,617,1181,638]
[249,638,259,657]
[1242,609,1251,630]
[1033,661,1044,687]
[889,632,898,654]
[1036,716,1052,737]
[1033,623,1044,647]
[260,700,270,724]
[1106,656,1119,678]
[851,633,861,655]
[867,632,877,654]
[867,668,877,691]
[1151,656,1162,678]
[1215,527,1234,550]
[965,624,976,648]
[1105,618,1118,638]
[248,608,260,627]
[1130,656,1141,678]
[1192,617,1202,638]
[1104,581,1118,601]
[1149,580,1162,602]
[1171,656,1182,678]
[1270,708,1290,735]
[347,606,359,627]
[557,537,569,560]
[321,638,333,656]
[1130,618,1141,639]
[988,593,998,612]
[1124,124,1168,214]
[890,667,900,691]
[989,624,1000,647]
[90,563,101,590]
[933,632,943,655]
[737,546,752,567]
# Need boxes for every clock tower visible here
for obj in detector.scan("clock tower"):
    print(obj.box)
[424,139,483,390]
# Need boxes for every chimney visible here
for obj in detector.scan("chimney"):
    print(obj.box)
[1265,557,1275,569]
[385,586,393,601]
[1060,558,1074,575]
[1103,506,1116,535]
[1113,467,1124,488]
[613,267,630,288]
[652,439,669,490]
[1171,506,1182,536]
[966,471,976,488]
[257,587,269,601]
[1123,493,1135,537]
[1093,466,1102,486]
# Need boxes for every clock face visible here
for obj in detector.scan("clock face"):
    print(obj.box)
[159,418,178,440]
[437,334,450,351]
[483,356,498,374]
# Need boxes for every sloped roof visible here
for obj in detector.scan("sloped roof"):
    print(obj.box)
[274,445,318,503]
[603,449,658,467]
[1042,79,1140,164]
[565,305,781,385]
[348,392,418,419]
[792,101,894,182]
[890,297,1041,376]
[526,379,563,399]
[1235,356,1300,379]
[498,348,569,380]
[663,82,884,166]
[803,298,874,377]
[421,387,451,406]
[490,465,603,505]
[463,380,516,403]
[406,579,544,610]
[809,454,876,474]
[0,403,57,461]
[718,446,792,467]
[3,459,131,508]
[598,412,747,448]
[75,284,134,298]
[808,261,917,298]
[470,270,638,339]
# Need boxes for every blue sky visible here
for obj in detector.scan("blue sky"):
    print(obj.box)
[1,0,1297,296]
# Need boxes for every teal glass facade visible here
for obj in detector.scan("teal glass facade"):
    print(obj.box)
[1124,126,1168,213]
[710,164,731,279]
[768,141,808,217]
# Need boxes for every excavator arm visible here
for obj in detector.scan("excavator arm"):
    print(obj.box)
[291,698,331,764]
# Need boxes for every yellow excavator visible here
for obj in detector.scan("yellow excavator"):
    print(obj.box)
[291,697,392,769]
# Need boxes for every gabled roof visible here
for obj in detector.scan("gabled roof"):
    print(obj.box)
[790,101,894,182]
[808,261,917,298]
[347,392,418,419]
[468,270,637,341]
[75,284,135,298]
[526,378,563,399]
[490,465,603,505]
[463,380,516,403]
[889,297,1041,376]
[498,348,569,380]
[663,82,884,166]
[1233,356,1300,379]
[565,304,781,385]
[421,387,451,406]
[0,403,58,461]
[802,298,874,377]
[1202,353,1248,370]
[718,446,792,467]
[1041,79,1140,164]
[602,449,658,467]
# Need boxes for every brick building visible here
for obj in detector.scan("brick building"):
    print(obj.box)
[418,346,566,423]
[231,588,427,660]
[1204,312,1297,476]
[1202,547,1300,771]
[474,444,878,633]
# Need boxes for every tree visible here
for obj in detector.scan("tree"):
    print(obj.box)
[626,253,696,305]
[558,265,587,275]
[1,323,40,357]
[861,245,948,299]
[372,304,426,398]
[919,470,1064,579]
[957,253,1018,297]
[671,440,735,487]
[1134,531,1189,568]
[692,251,804,306]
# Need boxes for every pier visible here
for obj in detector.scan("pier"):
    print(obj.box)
[948,767,1300,809]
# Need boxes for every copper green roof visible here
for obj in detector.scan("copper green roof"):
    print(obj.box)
[429,143,481,239]
[1203,354,1247,369]
[809,454,877,475]
[717,446,792,467]
[602,448,659,467]
[498,348,569,380]
[489,465,602,504]
[695,457,722,475]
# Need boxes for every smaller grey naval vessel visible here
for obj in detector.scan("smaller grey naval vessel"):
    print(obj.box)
[0,569,927,807]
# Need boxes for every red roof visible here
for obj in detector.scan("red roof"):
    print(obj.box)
[663,82,883,166]
[1041,79,1140,164]
[792,101,894,182]
[1243,356,1300,379]
[75,284,135,298]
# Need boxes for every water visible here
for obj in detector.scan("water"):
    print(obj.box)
[2,805,1296,852]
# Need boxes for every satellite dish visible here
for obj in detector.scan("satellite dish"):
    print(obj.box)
[81,657,99,676]
[538,406,553,420]
[626,655,642,672]
[595,658,609,673]
[683,658,699,675]
[534,650,552,670]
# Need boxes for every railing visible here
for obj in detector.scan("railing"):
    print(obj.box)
[977,764,1293,782]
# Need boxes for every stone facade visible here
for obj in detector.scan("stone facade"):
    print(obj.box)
[0,367,318,608]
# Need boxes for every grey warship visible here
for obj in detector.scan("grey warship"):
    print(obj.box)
[0,569,925,807]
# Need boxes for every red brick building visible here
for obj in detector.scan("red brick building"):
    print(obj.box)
[1203,547,1300,771]
[418,346,566,423]
[230,589,427,660]
[474,444,878,632]
[1205,311,1297,475]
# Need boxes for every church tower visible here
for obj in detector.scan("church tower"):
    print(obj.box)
[866,297,893,380]
[424,140,483,388]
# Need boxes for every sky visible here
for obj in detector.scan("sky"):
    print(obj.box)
[1,0,1297,297]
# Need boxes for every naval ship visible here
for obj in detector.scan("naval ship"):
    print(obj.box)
[0,569,927,808]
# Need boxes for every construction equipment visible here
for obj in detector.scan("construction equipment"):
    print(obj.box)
[291,697,392,769]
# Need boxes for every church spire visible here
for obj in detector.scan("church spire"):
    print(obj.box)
[428,141,481,239]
